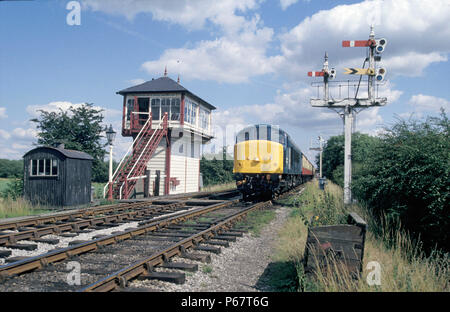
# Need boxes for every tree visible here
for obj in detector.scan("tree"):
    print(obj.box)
[319,132,379,187]
[0,159,23,178]
[31,103,107,182]
[352,110,449,251]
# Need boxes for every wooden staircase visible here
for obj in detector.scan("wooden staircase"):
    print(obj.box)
[105,113,168,199]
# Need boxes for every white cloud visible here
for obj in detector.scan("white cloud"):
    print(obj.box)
[11,143,29,150]
[85,0,450,85]
[0,101,126,160]
[0,129,11,140]
[12,127,38,140]
[26,101,86,117]
[0,107,7,119]
[280,0,299,10]
[276,0,450,81]
[82,0,259,31]
[408,94,450,116]
[141,29,280,83]
[83,0,280,84]
[382,52,447,77]
[127,79,146,86]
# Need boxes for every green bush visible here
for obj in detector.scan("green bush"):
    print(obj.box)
[200,150,234,187]
[0,159,23,178]
[1,178,24,200]
[319,132,379,186]
[352,110,449,251]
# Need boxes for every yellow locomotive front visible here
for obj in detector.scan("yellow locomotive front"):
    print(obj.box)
[233,124,313,200]
[233,139,284,174]
[233,125,285,200]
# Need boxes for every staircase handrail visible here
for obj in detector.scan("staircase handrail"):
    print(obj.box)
[118,113,168,199]
[103,113,153,198]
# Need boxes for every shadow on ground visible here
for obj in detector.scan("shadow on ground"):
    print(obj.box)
[255,261,299,292]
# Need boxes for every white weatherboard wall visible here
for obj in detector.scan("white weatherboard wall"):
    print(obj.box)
[169,130,201,194]
[143,129,202,195]
[146,139,166,195]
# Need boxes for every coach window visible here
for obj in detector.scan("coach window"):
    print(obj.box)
[245,132,249,141]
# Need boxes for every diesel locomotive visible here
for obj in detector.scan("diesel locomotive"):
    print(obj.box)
[233,124,314,200]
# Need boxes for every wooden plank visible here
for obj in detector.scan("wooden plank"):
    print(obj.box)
[138,271,186,284]
[0,250,12,258]
[214,235,236,242]
[204,240,229,247]
[160,262,198,272]
[220,231,243,237]
[60,233,78,237]
[304,214,367,278]
[7,243,37,251]
[308,225,363,242]
[34,238,60,245]
[348,212,367,228]
[194,245,221,254]
[180,253,211,263]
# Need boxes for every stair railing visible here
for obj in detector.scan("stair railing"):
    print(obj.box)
[118,113,168,199]
[103,113,153,198]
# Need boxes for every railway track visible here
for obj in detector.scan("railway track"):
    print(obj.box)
[0,189,238,232]
[0,186,301,292]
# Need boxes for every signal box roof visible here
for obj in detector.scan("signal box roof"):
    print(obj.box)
[117,76,216,110]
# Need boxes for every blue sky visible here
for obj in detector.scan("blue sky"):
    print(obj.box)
[0,0,449,162]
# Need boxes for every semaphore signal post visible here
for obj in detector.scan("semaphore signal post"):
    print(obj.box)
[308,26,387,204]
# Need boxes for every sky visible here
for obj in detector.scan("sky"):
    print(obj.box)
[0,0,449,164]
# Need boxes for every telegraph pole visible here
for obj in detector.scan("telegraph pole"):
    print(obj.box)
[308,26,387,204]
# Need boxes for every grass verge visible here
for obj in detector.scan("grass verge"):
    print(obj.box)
[274,180,449,292]
[234,209,276,237]
[200,182,236,193]
[0,197,50,219]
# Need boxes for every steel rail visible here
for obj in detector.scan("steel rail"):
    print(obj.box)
[0,202,186,246]
[0,199,239,279]
[81,200,272,292]
[0,201,154,232]
[0,189,238,232]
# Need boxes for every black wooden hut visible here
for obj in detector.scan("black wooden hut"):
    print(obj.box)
[23,145,93,208]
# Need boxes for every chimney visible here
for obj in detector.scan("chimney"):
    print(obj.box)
[164,66,168,77]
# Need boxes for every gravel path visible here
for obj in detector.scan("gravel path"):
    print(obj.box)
[130,205,291,292]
